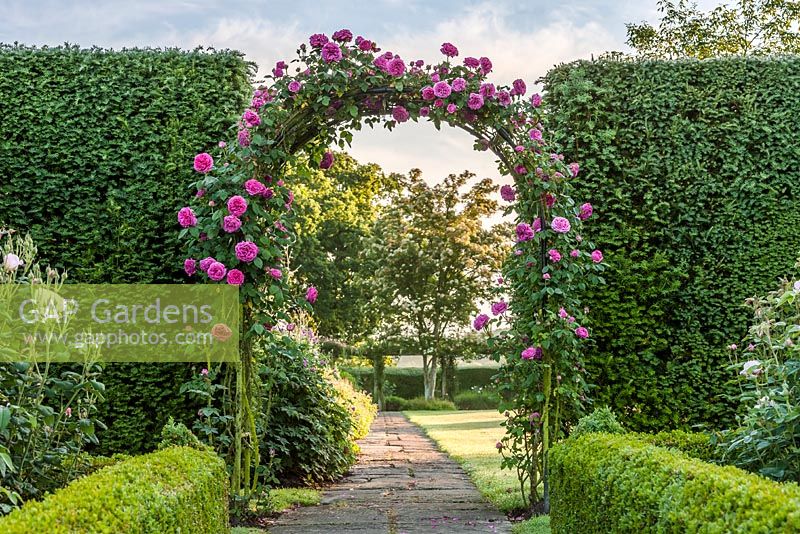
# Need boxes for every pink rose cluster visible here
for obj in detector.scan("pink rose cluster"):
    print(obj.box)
[521,346,543,360]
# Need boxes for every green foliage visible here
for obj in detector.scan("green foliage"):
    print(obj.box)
[632,429,715,461]
[158,416,211,452]
[569,407,625,438]
[717,265,800,482]
[370,170,508,399]
[345,366,499,399]
[0,45,252,456]
[268,488,320,513]
[384,395,407,411]
[0,234,105,514]
[290,153,396,343]
[399,397,457,411]
[549,433,800,533]
[543,56,800,432]
[259,336,366,484]
[0,446,229,533]
[626,0,800,59]
[453,391,501,410]
[329,372,378,441]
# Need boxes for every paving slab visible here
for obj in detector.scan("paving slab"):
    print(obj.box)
[267,412,511,534]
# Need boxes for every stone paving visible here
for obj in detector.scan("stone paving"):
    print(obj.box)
[268,412,512,534]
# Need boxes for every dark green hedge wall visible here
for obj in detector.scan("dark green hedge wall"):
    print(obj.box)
[344,366,497,399]
[544,57,800,431]
[0,45,252,453]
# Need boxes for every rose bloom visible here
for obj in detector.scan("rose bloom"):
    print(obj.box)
[421,86,436,100]
[464,56,480,68]
[235,241,259,263]
[579,202,593,220]
[551,217,571,233]
[199,257,216,272]
[500,185,516,202]
[451,77,467,92]
[226,269,245,286]
[309,33,329,48]
[211,323,233,342]
[473,313,490,331]
[387,57,406,76]
[467,92,484,110]
[238,129,251,147]
[575,326,589,339]
[392,105,410,123]
[479,56,492,73]
[440,42,459,57]
[193,152,213,173]
[177,207,197,228]
[243,109,260,128]
[269,268,282,279]
[516,223,535,242]
[207,261,227,281]
[433,81,452,98]
[446,103,457,114]
[548,249,562,262]
[332,29,353,42]
[184,258,196,276]
[591,250,604,263]
[521,346,542,360]
[479,83,496,99]
[320,151,335,169]
[306,286,319,303]
[570,249,580,258]
[420,106,430,117]
[497,91,511,107]
[227,195,248,217]
[244,179,266,196]
[288,80,302,93]
[222,215,242,233]
[491,300,508,316]
[512,79,527,96]
[321,42,343,62]
[531,93,542,107]
[569,162,580,177]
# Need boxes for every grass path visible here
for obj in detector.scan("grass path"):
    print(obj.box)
[404,410,550,534]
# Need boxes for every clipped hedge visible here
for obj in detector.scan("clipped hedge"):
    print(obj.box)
[631,429,714,462]
[544,57,800,431]
[344,366,497,399]
[550,433,800,533]
[0,44,252,454]
[0,447,228,533]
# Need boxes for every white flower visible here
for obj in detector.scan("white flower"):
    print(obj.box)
[3,253,21,271]
[794,280,800,292]
[740,359,762,377]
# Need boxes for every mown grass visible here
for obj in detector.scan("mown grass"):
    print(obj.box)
[231,488,321,533]
[405,410,550,534]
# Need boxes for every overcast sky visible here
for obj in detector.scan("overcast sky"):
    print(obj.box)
[1,0,719,190]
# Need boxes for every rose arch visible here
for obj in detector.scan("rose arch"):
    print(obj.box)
[177,30,606,509]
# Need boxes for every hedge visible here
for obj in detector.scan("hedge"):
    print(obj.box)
[550,433,800,533]
[344,366,497,399]
[0,45,252,453]
[0,447,229,533]
[544,56,800,431]
[631,429,715,462]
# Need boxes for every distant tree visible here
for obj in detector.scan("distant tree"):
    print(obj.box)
[290,153,397,344]
[370,169,508,399]
[626,0,800,59]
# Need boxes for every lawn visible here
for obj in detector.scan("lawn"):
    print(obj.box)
[405,410,550,534]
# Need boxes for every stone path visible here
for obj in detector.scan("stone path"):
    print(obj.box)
[268,412,512,533]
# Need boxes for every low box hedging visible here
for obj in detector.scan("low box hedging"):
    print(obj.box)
[0,447,228,533]
[550,433,800,533]
[631,429,715,462]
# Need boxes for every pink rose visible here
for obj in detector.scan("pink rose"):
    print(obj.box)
[306,286,319,303]
[222,215,242,233]
[521,347,542,360]
[500,185,516,202]
[473,313,489,331]
[548,249,562,262]
[235,241,259,263]
[244,179,266,196]
[243,109,260,128]
[227,195,248,217]
[579,203,593,220]
[177,207,197,228]
[491,300,508,316]
[227,269,245,286]
[193,153,213,173]
[575,326,589,339]
[184,258,196,277]
[550,217,571,233]
[269,268,282,279]
[199,257,216,272]
[207,261,227,281]
[591,250,603,263]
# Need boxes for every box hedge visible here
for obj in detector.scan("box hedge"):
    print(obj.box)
[0,44,252,454]
[550,433,800,533]
[0,447,229,533]
[544,57,800,431]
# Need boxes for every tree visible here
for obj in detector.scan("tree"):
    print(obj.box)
[370,169,508,399]
[626,0,800,59]
[290,153,397,344]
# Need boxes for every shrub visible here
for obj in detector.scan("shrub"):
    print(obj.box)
[384,395,407,411]
[569,406,625,438]
[158,417,211,452]
[329,372,378,441]
[453,391,500,410]
[0,447,228,533]
[632,429,714,462]
[549,433,800,533]
[401,397,457,411]
[718,265,800,482]
[0,45,252,455]
[259,336,360,484]
[544,57,800,431]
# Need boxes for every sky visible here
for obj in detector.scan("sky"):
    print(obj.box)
[1,0,718,192]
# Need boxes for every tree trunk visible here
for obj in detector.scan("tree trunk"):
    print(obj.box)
[422,353,437,400]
